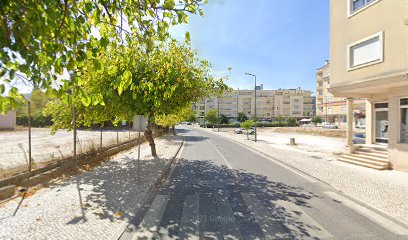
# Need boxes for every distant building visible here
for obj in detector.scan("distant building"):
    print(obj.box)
[194,87,314,123]
[316,60,365,123]
[0,111,16,130]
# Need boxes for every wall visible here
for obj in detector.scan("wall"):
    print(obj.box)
[0,111,16,130]
[330,0,408,90]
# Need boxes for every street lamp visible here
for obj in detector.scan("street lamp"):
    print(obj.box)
[245,72,257,142]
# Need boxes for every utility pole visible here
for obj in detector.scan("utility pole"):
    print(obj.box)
[217,96,220,132]
[245,72,257,142]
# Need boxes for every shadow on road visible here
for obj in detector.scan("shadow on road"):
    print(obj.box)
[127,157,321,239]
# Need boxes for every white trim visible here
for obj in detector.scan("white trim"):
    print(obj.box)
[399,97,408,144]
[374,101,389,144]
[347,0,382,18]
[347,31,384,71]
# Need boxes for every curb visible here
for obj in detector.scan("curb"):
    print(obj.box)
[111,135,185,240]
[199,128,408,228]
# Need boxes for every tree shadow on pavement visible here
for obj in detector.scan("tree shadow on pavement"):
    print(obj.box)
[127,158,322,240]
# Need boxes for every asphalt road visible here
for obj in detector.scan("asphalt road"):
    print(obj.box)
[119,126,408,240]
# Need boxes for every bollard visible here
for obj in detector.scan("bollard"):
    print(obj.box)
[290,138,296,145]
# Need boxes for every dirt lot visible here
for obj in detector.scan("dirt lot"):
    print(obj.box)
[259,126,365,139]
[0,128,140,178]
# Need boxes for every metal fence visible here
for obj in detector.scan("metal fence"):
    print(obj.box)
[0,102,142,180]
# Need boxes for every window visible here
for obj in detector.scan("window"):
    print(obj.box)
[352,0,375,12]
[349,0,379,17]
[348,32,383,70]
[400,98,408,143]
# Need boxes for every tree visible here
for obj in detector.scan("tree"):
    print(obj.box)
[276,115,283,122]
[286,117,297,127]
[220,114,229,124]
[237,112,248,122]
[155,106,196,135]
[205,109,218,125]
[44,40,228,156]
[0,0,207,113]
[240,120,255,140]
[311,115,322,125]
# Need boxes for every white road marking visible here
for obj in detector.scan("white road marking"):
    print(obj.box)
[241,192,289,239]
[179,195,200,240]
[207,139,232,169]
[216,195,242,240]
[132,195,170,240]
[324,191,408,235]
[275,200,333,239]
[203,129,317,183]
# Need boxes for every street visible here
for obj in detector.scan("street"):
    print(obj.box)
[118,126,408,240]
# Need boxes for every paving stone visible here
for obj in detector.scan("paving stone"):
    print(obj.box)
[0,135,182,240]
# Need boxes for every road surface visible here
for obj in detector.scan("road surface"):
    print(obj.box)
[118,126,408,240]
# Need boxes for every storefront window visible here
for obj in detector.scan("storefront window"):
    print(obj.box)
[401,98,408,143]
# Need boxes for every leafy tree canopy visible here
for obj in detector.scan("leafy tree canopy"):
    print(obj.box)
[237,112,248,122]
[45,39,228,155]
[155,106,195,128]
[240,119,254,130]
[219,114,228,124]
[311,115,322,124]
[0,0,207,113]
[205,109,218,125]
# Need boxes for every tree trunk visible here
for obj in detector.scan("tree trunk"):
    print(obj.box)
[246,130,249,140]
[145,113,157,157]
[172,125,176,135]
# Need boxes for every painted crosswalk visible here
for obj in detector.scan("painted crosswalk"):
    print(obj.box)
[128,192,408,240]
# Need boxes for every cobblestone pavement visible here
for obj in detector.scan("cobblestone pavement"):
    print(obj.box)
[0,128,141,178]
[0,135,182,240]
[199,127,408,225]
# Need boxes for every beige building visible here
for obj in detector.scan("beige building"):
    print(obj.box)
[194,86,314,123]
[316,60,365,124]
[0,111,16,130]
[330,0,408,171]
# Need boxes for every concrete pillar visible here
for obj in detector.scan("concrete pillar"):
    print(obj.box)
[365,99,374,145]
[346,97,354,152]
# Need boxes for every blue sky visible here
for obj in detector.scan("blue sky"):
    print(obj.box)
[171,0,330,94]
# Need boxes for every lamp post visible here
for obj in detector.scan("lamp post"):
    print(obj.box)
[245,72,257,142]
[217,96,220,132]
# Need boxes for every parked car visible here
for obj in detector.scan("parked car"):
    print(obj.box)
[234,128,244,134]
[186,122,192,125]
[323,123,339,129]
[235,127,255,134]
[353,133,366,144]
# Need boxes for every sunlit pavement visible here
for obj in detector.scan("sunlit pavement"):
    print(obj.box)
[119,126,408,240]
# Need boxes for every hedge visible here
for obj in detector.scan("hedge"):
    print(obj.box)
[200,121,299,128]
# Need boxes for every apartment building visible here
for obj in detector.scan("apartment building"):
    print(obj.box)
[316,60,365,124]
[194,86,315,123]
[330,0,408,171]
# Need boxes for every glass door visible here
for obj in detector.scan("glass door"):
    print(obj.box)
[375,102,388,144]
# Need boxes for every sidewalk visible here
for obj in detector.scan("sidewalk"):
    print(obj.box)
[0,135,182,240]
[199,127,408,224]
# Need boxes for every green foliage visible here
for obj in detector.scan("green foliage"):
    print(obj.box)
[311,115,322,124]
[237,112,248,122]
[187,114,197,123]
[241,119,255,140]
[0,0,208,113]
[240,120,255,130]
[205,109,218,125]
[286,117,298,127]
[276,115,283,122]
[16,89,53,127]
[220,114,229,124]
[155,106,195,127]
